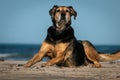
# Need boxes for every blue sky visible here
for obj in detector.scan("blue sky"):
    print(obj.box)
[0,0,120,45]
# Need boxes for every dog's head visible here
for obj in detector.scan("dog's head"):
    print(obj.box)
[49,5,77,31]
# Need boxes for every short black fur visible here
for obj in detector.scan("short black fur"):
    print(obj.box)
[72,40,86,66]
[45,26,74,44]
[45,26,86,66]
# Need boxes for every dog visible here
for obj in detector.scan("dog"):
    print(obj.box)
[24,5,120,68]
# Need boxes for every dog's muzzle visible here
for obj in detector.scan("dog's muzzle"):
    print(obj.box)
[61,13,66,20]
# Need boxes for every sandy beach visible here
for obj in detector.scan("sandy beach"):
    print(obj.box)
[0,60,120,80]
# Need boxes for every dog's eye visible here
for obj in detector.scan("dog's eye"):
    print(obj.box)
[66,9,69,12]
[56,9,60,12]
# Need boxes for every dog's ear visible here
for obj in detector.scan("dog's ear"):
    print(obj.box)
[49,5,58,18]
[68,6,77,20]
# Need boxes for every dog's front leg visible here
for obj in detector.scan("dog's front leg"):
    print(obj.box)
[24,52,46,67]
[44,43,70,66]
[24,41,54,67]
[45,54,64,66]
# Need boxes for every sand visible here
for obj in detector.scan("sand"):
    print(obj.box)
[0,60,120,80]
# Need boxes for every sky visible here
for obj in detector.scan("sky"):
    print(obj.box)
[0,0,120,45]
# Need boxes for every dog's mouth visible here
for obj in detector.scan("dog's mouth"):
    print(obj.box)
[56,19,66,31]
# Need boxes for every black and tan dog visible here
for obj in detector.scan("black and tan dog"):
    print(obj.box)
[24,5,120,68]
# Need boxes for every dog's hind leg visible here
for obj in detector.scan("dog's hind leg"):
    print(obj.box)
[82,40,101,68]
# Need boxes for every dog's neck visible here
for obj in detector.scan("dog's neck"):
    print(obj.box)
[52,25,70,31]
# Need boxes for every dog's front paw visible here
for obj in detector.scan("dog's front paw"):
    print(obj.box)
[24,61,32,68]
[41,62,52,68]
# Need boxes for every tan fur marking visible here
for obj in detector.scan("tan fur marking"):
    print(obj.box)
[24,41,54,67]
[99,51,120,61]
[45,43,70,66]
[82,41,101,68]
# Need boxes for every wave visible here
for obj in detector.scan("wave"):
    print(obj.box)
[0,53,11,57]
[0,53,34,60]
[0,53,48,61]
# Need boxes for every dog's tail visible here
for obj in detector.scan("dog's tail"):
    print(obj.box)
[81,40,120,62]
[99,50,120,62]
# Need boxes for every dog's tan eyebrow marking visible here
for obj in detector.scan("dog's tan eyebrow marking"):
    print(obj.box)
[56,7,70,13]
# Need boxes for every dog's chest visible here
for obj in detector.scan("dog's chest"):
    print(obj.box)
[46,42,71,59]
[45,26,74,44]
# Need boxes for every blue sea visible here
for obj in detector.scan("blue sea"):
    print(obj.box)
[0,44,120,61]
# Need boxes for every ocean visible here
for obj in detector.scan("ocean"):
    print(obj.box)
[0,44,120,61]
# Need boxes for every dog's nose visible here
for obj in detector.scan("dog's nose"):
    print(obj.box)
[61,13,65,17]
[61,13,66,20]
